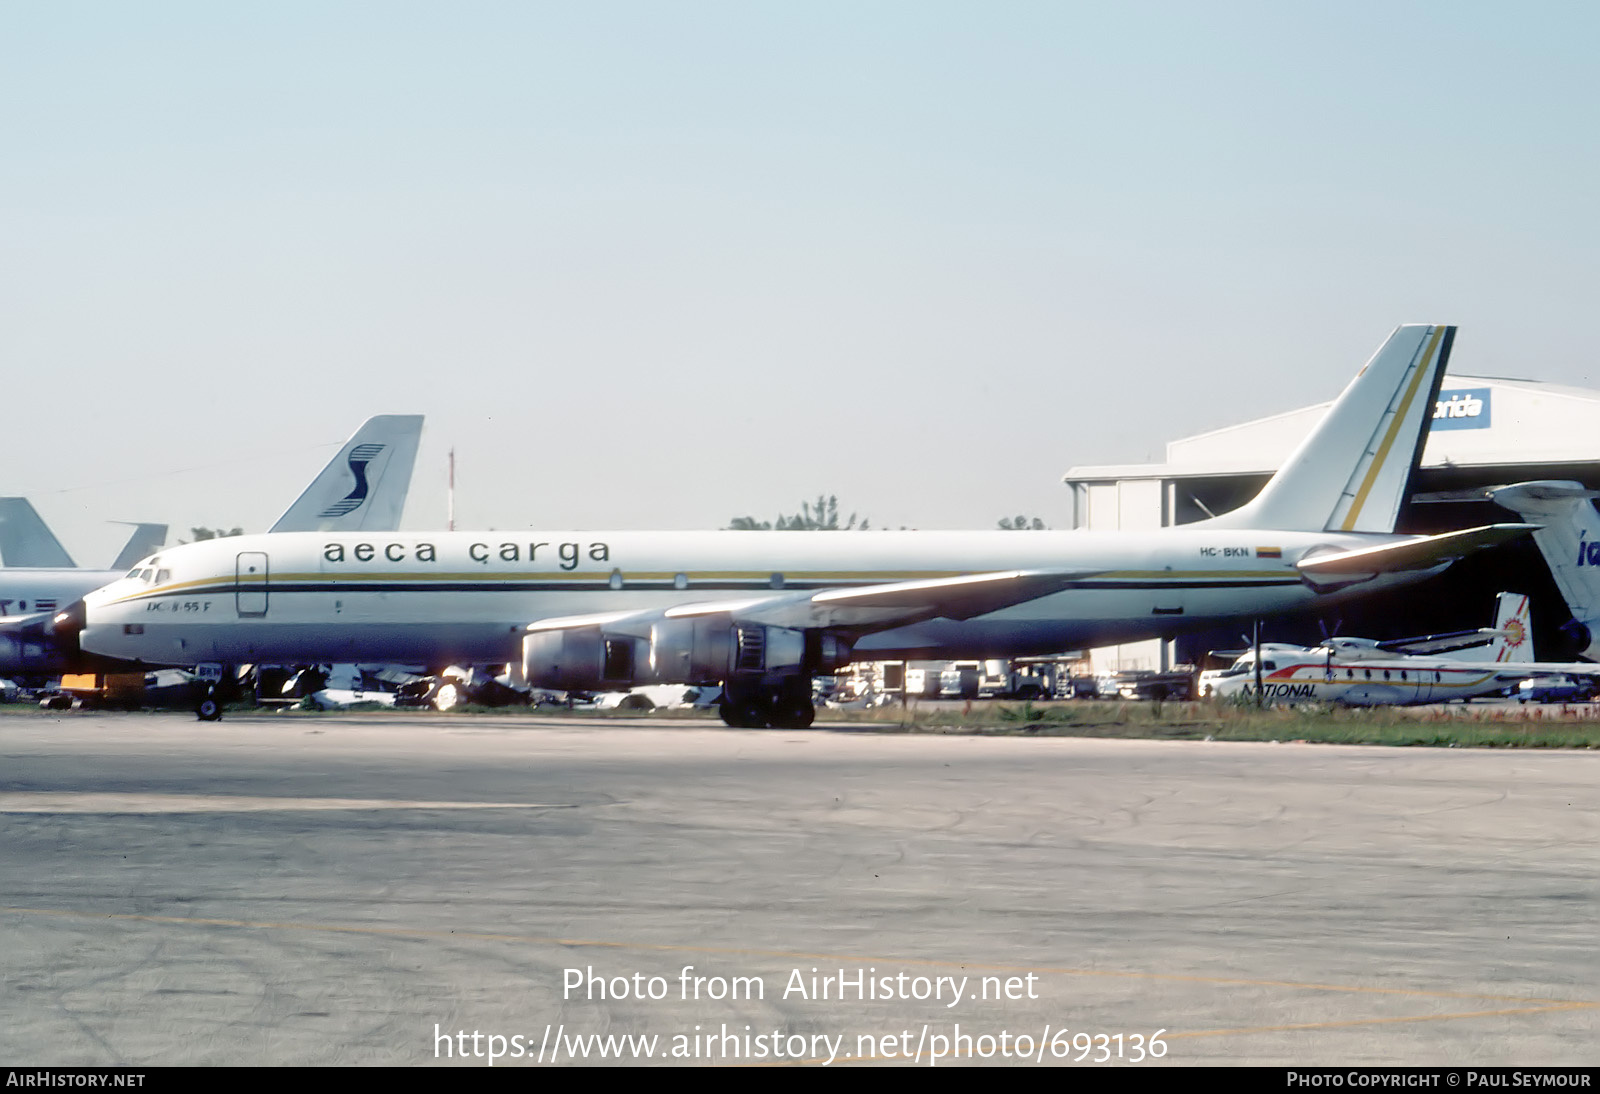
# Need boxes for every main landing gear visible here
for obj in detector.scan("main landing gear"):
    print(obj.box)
[196,685,222,722]
[718,678,815,729]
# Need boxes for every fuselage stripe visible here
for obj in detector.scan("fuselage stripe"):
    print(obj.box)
[1339,325,1444,530]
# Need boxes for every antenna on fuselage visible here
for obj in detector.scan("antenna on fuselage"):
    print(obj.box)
[448,447,456,532]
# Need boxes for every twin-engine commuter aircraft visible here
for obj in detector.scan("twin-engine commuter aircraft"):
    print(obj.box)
[0,415,423,679]
[1487,481,1600,662]
[1197,592,1590,705]
[66,325,1535,727]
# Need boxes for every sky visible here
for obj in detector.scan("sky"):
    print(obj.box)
[3,1,1597,564]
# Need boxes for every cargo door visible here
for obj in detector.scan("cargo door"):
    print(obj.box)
[236,552,269,616]
[1414,668,1441,704]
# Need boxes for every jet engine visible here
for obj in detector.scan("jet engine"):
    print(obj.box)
[522,615,852,692]
[0,603,83,680]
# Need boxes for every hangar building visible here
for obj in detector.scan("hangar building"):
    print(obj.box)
[1062,376,1600,671]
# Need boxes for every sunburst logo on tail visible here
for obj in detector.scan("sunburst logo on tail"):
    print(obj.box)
[1503,618,1527,649]
[1497,610,1530,662]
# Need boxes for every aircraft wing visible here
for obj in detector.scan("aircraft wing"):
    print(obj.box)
[526,569,1100,636]
[1297,524,1537,581]
[1378,629,1502,656]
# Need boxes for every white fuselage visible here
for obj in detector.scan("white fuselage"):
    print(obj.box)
[77,527,1437,669]
[0,569,128,676]
[0,569,120,620]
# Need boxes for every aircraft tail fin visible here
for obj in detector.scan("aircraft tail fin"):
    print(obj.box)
[1487,480,1600,657]
[1207,325,1454,533]
[1486,592,1533,662]
[269,415,424,533]
[0,498,75,567]
[109,523,168,570]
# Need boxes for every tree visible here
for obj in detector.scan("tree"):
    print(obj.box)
[185,527,245,542]
[997,516,1048,530]
[727,495,869,531]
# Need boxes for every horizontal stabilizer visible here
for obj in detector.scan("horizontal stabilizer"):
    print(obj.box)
[1380,592,1532,660]
[1487,481,1600,509]
[1297,524,1536,580]
[1378,629,1501,656]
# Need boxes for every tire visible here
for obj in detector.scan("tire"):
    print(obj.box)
[197,698,222,721]
[719,700,769,728]
[770,700,814,729]
[618,694,655,712]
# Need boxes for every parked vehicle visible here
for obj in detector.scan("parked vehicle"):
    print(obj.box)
[1516,675,1595,703]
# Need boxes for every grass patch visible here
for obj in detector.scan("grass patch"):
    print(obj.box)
[829,700,1600,748]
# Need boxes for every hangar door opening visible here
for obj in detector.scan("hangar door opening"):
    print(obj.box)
[236,552,269,616]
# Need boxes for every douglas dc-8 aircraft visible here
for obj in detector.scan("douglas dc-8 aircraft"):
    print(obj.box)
[0,415,422,679]
[66,325,1533,727]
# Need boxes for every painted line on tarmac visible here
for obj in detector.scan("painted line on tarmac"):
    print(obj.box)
[2,904,1593,1010]
[0,792,576,813]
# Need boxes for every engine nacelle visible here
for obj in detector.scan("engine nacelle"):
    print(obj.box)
[0,632,68,676]
[522,627,648,692]
[647,617,735,684]
[523,617,855,691]
[0,605,79,678]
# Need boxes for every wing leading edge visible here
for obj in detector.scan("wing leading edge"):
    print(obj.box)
[525,569,1102,637]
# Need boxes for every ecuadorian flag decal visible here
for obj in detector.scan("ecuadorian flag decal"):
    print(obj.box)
[1256,546,1283,559]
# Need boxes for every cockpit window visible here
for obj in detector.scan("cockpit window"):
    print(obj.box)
[137,568,154,583]
[155,569,171,584]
